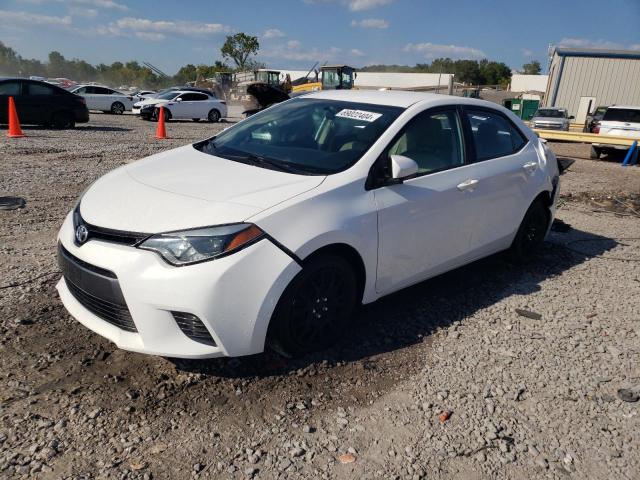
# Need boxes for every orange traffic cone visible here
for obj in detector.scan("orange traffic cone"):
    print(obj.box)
[155,106,167,139]
[7,96,25,138]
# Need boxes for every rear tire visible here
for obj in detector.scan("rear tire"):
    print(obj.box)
[590,146,601,159]
[509,199,550,262]
[110,102,125,115]
[268,254,358,357]
[51,111,75,129]
[207,109,220,123]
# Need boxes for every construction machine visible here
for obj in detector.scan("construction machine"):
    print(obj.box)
[229,69,289,116]
[291,65,356,94]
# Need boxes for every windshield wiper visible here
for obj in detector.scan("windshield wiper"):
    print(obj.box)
[222,152,308,174]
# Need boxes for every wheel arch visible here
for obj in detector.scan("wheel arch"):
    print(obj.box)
[300,243,367,304]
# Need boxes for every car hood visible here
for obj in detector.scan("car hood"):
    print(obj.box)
[134,98,169,107]
[79,144,325,233]
[532,116,566,123]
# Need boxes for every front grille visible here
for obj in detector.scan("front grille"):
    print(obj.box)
[74,205,148,246]
[58,244,137,333]
[172,311,216,346]
[66,278,137,332]
[83,223,148,246]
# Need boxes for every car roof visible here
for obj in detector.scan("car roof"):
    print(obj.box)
[73,84,117,89]
[172,90,211,96]
[304,89,506,109]
[607,105,640,110]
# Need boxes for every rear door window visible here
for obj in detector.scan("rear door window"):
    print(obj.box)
[0,81,23,96]
[466,110,528,161]
[602,109,640,123]
[93,87,111,95]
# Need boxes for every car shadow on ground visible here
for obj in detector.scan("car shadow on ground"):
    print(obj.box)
[73,125,132,132]
[171,224,618,379]
[0,124,132,133]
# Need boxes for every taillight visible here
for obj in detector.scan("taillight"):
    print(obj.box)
[78,97,86,105]
[593,124,600,134]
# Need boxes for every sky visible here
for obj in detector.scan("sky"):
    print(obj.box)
[1,0,639,75]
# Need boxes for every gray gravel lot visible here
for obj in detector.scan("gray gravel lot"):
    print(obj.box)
[1,114,639,479]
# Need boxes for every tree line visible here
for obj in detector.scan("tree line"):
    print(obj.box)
[360,59,542,86]
[0,41,234,89]
[1,36,542,90]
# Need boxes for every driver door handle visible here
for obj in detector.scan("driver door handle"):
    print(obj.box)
[457,179,479,191]
[523,161,538,173]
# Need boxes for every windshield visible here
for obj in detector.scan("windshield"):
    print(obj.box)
[157,91,179,100]
[603,108,640,123]
[322,70,340,89]
[534,109,566,118]
[195,98,403,175]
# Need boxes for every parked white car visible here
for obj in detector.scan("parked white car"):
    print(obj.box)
[69,85,135,114]
[591,105,640,158]
[57,90,559,358]
[130,90,156,102]
[133,90,227,122]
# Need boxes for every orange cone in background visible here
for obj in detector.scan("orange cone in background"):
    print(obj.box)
[7,96,25,138]
[155,106,167,139]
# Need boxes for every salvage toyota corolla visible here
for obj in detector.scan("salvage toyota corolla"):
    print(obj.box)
[57,90,559,358]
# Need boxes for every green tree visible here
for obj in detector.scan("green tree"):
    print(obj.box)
[478,59,511,86]
[522,60,541,75]
[221,33,259,71]
[455,60,482,84]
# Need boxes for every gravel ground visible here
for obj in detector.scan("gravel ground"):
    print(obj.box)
[1,114,639,479]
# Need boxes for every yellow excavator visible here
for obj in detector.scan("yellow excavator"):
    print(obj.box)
[291,65,356,94]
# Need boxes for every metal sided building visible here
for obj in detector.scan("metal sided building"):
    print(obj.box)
[544,47,640,124]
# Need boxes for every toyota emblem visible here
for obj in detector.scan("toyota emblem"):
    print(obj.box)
[75,224,89,244]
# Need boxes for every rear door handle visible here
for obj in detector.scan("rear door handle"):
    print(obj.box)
[457,179,479,191]
[523,161,538,173]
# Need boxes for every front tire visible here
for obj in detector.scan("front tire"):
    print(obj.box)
[110,102,125,115]
[510,199,550,262]
[268,255,358,357]
[153,108,170,122]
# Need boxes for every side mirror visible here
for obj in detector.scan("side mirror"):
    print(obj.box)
[569,115,575,119]
[176,98,183,102]
[390,154,419,180]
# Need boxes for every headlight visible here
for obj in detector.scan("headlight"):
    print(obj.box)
[138,223,264,266]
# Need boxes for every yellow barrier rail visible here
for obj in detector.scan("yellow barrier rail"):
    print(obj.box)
[533,129,638,147]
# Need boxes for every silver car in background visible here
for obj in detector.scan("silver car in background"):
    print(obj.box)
[530,107,574,131]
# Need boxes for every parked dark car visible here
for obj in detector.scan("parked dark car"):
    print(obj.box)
[0,78,89,128]
[584,105,608,133]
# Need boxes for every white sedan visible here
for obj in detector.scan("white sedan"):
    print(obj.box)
[69,85,135,114]
[134,90,227,122]
[57,90,559,358]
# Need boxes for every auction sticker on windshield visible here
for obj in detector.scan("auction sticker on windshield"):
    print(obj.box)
[335,109,383,122]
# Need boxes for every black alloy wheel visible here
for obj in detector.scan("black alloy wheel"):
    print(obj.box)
[269,255,358,357]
